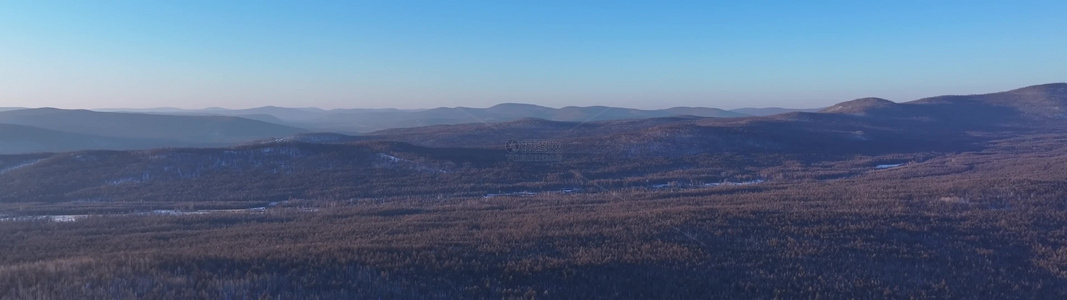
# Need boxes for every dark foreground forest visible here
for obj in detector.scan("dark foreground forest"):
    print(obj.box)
[3,84,1067,299]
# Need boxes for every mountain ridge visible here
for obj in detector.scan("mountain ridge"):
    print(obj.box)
[4,83,1065,155]
[0,109,308,154]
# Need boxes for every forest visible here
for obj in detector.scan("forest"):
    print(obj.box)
[1,136,1066,298]
[4,85,1067,298]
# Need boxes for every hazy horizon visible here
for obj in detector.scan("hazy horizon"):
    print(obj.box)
[12,81,1064,112]
[2,1,1065,110]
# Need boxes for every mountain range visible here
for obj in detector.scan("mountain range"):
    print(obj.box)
[0,108,308,154]
[1,83,1064,155]
[0,104,812,154]
[2,82,1065,203]
[103,104,765,133]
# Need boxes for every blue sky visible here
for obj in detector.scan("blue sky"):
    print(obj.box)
[1,0,1065,109]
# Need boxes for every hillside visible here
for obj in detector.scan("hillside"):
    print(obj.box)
[0,124,173,154]
[0,108,308,153]
[729,107,821,116]
[820,97,900,115]
[910,83,1067,119]
[816,83,1067,124]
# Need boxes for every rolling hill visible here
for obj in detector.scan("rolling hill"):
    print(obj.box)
[108,103,750,133]
[729,107,821,116]
[0,124,173,154]
[0,108,308,154]
[7,83,1064,202]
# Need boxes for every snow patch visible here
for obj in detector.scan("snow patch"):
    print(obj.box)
[50,215,83,222]
[0,206,303,223]
[0,159,42,175]
[378,153,403,163]
[484,191,538,199]
[875,163,904,169]
[704,179,765,186]
[374,153,451,174]
[0,214,87,223]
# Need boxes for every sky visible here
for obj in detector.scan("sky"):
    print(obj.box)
[1,0,1065,110]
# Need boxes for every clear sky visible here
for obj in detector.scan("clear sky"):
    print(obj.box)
[1,0,1065,110]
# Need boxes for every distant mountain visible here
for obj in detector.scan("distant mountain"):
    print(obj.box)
[0,123,172,154]
[909,83,1067,118]
[364,84,1067,153]
[5,83,1067,201]
[0,108,308,154]
[116,104,748,133]
[2,82,1032,201]
[730,107,821,116]
[817,83,1067,125]
[820,98,901,115]
[95,107,195,113]
[365,116,711,149]
[9,82,1064,156]
[229,113,290,125]
[663,107,749,117]
[403,104,744,124]
[0,108,306,143]
[206,106,331,122]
